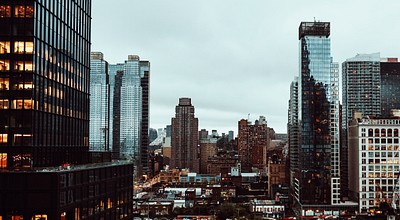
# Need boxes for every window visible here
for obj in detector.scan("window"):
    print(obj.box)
[0,60,10,71]
[0,99,9,109]
[25,6,34,18]
[14,134,32,145]
[0,78,9,90]
[0,41,10,53]
[14,6,25,18]
[0,153,7,168]
[14,61,33,71]
[33,214,48,220]
[0,134,7,144]
[0,5,11,17]
[14,41,33,54]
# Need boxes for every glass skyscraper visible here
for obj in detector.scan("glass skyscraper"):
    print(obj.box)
[381,58,400,117]
[290,22,341,213]
[89,52,110,152]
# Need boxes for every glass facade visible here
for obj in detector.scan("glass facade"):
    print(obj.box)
[295,21,340,206]
[381,61,400,117]
[0,0,91,168]
[89,52,109,152]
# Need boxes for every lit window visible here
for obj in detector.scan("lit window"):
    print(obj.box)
[0,60,10,71]
[25,61,33,71]
[12,100,23,109]
[14,42,24,54]
[0,41,10,54]
[25,42,34,53]
[14,61,24,71]
[0,5,11,17]
[0,153,7,168]
[25,6,34,18]
[14,6,25,17]
[0,78,9,90]
[33,214,47,220]
[0,134,7,144]
[0,99,9,109]
[24,82,33,90]
[24,99,33,109]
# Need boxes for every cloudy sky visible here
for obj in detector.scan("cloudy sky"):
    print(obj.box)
[91,0,400,134]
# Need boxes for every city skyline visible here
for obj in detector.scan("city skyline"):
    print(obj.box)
[91,1,400,134]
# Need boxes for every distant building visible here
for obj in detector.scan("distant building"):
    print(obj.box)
[171,98,199,172]
[348,113,400,212]
[237,116,270,172]
[89,52,110,152]
[199,139,217,174]
[149,128,158,144]
[228,130,234,141]
[381,58,400,117]
[199,129,209,140]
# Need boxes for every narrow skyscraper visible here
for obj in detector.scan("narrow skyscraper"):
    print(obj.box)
[381,58,400,117]
[89,52,110,151]
[171,98,199,172]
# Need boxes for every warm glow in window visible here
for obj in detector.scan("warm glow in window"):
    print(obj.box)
[25,42,34,53]
[25,6,34,18]
[15,61,24,71]
[0,5,11,17]
[14,6,25,17]
[24,82,33,90]
[0,41,10,54]
[0,78,9,90]
[24,99,33,109]
[33,214,48,220]
[0,134,7,144]
[14,42,24,54]
[25,61,33,71]
[0,99,9,109]
[0,153,7,168]
[11,215,23,220]
[0,60,10,71]
[13,100,23,109]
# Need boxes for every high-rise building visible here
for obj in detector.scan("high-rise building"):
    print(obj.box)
[289,21,343,214]
[342,53,381,130]
[237,116,270,173]
[107,56,150,175]
[0,1,133,219]
[381,58,400,117]
[89,52,110,152]
[171,98,199,172]
[228,130,234,141]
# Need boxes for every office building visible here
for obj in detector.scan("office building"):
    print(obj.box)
[289,21,344,214]
[171,98,199,172]
[381,58,400,117]
[108,63,124,154]
[348,113,400,212]
[237,116,270,172]
[89,52,110,152]
[0,1,133,219]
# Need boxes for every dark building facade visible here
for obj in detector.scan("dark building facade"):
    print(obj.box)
[381,58,400,117]
[171,98,199,172]
[0,1,134,219]
[288,22,343,215]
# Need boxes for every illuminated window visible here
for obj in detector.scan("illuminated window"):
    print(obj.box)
[25,6,34,18]
[14,61,24,71]
[0,5,11,17]
[0,78,9,90]
[25,61,33,71]
[0,153,7,168]
[33,214,48,220]
[0,41,10,53]
[0,99,9,109]
[11,216,23,220]
[14,6,25,17]
[0,134,7,143]
[12,100,23,109]
[24,99,33,109]
[14,42,24,54]
[24,82,33,90]
[0,60,10,71]
[12,153,32,168]
[25,42,34,53]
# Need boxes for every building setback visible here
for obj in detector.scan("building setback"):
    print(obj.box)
[0,1,133,219]
[171,98,199,173]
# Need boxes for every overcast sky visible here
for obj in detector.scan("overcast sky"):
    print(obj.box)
[91,0,400,134]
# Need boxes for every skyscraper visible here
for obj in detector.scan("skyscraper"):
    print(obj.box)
[171,98,199,172]
[289,21,342,214]
[89,52,110,152]
[342,53,381,130]
[381,58,400,117]
[0,1,134,219]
